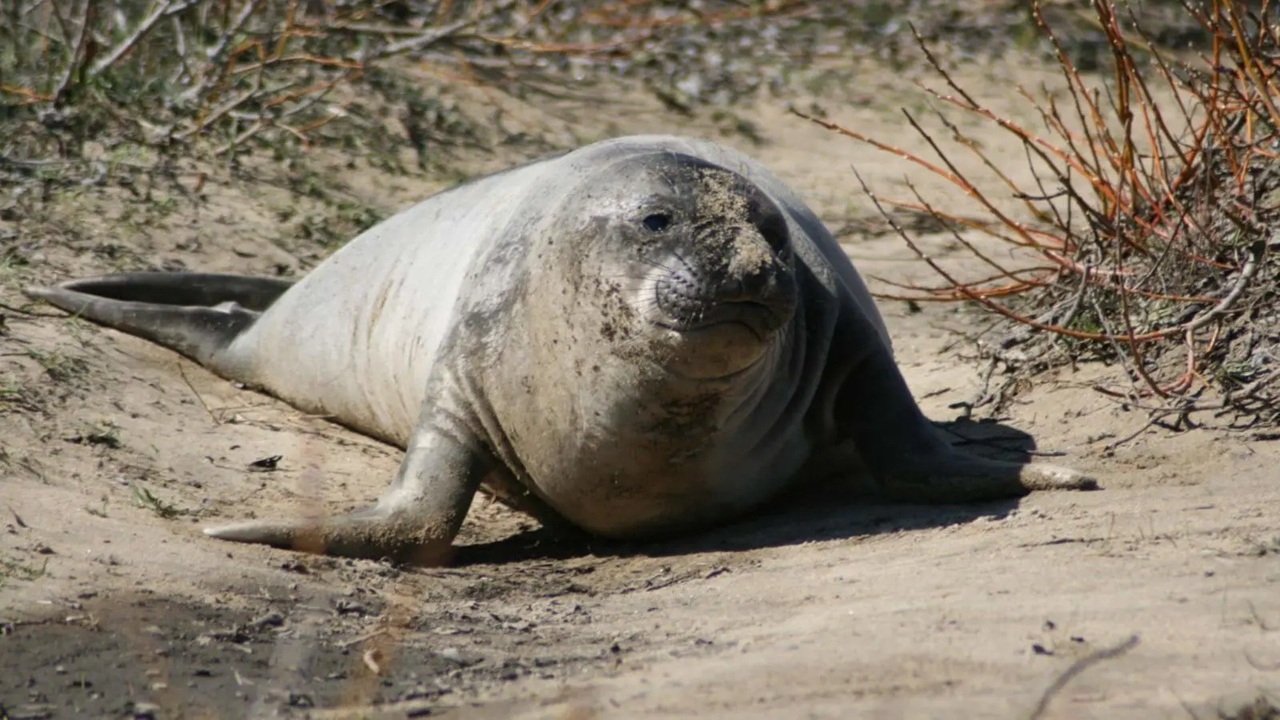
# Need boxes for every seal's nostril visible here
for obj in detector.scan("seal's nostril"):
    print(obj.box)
[759,215,790,253]
[721,278,746,300]
[742,269,769,296]
[717,265,772,303]
[746,196,790,255]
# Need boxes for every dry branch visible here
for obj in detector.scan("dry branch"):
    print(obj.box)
[807,0,1280,427]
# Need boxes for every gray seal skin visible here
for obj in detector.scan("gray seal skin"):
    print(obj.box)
[28,135,1096,564]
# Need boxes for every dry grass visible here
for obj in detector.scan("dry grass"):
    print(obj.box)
[801,0,1280,431]
[0,0,812,177]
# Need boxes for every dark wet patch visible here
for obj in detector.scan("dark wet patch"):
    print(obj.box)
[0,570,650,718]
[2,595,273,718]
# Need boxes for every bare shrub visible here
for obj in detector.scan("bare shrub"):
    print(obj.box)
[800,0,1280,431]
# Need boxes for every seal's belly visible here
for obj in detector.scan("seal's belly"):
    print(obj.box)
[529,433,813,539]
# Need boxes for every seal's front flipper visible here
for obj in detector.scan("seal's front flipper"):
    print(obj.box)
[205,421,488,566]
[833,341,1098,503]
[25,273,293,370]
[1008,462,1096,492]
[874,452,1097,504]
[205,508,459,566]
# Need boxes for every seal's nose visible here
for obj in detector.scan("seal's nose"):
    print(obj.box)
[718,230,781,303]
[747,197,788,256]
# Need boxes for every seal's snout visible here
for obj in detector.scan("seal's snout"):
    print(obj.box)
[691,230,792,337]
[647,178,798,342]
[722,230,783,300]
[718,273,769,304]
[653,229,796,350]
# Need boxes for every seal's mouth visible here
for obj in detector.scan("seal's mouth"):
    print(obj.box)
[652,299,789,381]
[657,300,785,341]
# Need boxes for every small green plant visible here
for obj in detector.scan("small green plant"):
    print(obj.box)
[0,553,49,588]
[0,375,40,413]
[148,195,179,218]
[0,248,30,281]
[64,420,123,450]
[131,484,186,520]
[27,349,90,384]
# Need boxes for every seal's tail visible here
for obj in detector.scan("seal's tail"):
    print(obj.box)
[25,272,293,370]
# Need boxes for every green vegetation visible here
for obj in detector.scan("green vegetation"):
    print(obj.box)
[132,484,187,520]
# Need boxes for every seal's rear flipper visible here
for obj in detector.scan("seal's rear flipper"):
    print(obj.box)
[204,511,457,566]
[205,419,490,566]
[25,272,293,369]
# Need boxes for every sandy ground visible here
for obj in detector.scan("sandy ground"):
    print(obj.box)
[2,47,1279,720]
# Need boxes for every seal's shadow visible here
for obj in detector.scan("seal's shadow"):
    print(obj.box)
[454,417,1050,566]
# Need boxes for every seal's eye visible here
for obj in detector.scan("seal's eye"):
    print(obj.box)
[643,213,672,232]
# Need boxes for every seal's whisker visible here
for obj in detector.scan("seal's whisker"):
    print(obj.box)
[666,248,700,278]
[634,256,685,275]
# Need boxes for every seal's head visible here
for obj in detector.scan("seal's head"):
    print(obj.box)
[497,149,805,536]
[553,152,799,381]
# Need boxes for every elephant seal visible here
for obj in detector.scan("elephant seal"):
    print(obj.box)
[28,135,1096,564]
